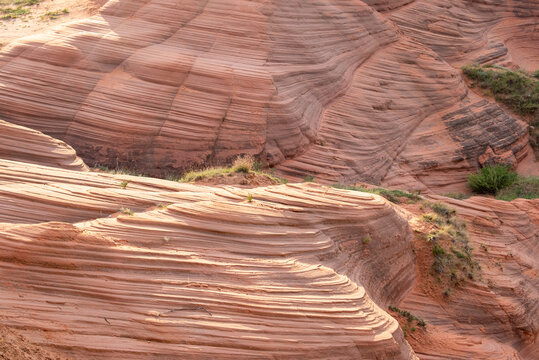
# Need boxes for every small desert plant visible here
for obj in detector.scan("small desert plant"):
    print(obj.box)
[388,306,427,328]
[232,155,254,173]
[432,243,446,256]
[120,180,130,189]
[363,236,371,245]
[119,207,134,216]
[430,202,456,218]
[468,165,517,194]
[303,175,315,182]
[246,193,253,202]
[444,192,470,200]
[93,165,145,177]
[41,8,68,20]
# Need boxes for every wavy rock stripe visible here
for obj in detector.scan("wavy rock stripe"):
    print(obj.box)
[0,161,417,359]
[387,0,539,69]
[275,37,528,192]
[0,120,87,171]
[0,0,397,175]
[399,195,538,360]
[0,0,534,189]
[0,158,237,224]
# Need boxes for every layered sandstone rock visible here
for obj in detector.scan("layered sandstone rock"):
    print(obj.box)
[387,0,539,70]
[395,195,539,360]
[0,159,417,359]
[0,1,537,357]
[0,0,534,192]
[0,0,398,176]
[0,120,88,171]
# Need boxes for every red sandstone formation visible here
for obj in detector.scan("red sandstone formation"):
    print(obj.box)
[0,0,535,190]
[398,195,539,359]
[0,120,87,171]
[0,156,536,359]
[0,159,418,359]
[0,0,537,359]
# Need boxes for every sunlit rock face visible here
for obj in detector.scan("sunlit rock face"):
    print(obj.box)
[0,160,417,359]
[0,0,534,190]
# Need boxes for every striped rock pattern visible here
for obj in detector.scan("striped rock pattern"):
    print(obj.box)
[0,120,87,171]
[0,0,535,191]
[0,159,417,359]
[398,195,539,359]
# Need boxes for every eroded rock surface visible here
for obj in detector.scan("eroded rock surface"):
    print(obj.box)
[396,195,539,359]
[0,120,88,171]
[0,159,417,359]
[0,0,535,191]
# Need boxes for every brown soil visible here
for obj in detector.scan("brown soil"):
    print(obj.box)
[0,325,70,360]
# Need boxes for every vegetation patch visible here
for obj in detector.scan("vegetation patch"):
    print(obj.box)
[468,165,517,194]
[93,166,147,177]
[332,185,421,204]
[388,306,426,327]
[41,8,68,20]
[388,306,426,338]
[467,165,538,200]
[119,207,134,216]
[462,64,538,115]
[495,176,539,201]
[0,0,40,20]
[443,192,470,200]
[180,155,288,184]
[421,202,479,295]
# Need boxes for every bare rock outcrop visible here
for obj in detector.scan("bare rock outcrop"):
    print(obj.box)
[387,0,539,70]
[0,119,88,171]
[0,0,534,190]
[0,159,418,359]
[0,0,398,175]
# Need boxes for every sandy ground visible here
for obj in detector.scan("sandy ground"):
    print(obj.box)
[0,0,106,45]
[0,325,70,360]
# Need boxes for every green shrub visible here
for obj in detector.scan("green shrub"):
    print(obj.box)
[468,165,517,194]
[432,243,446,256]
